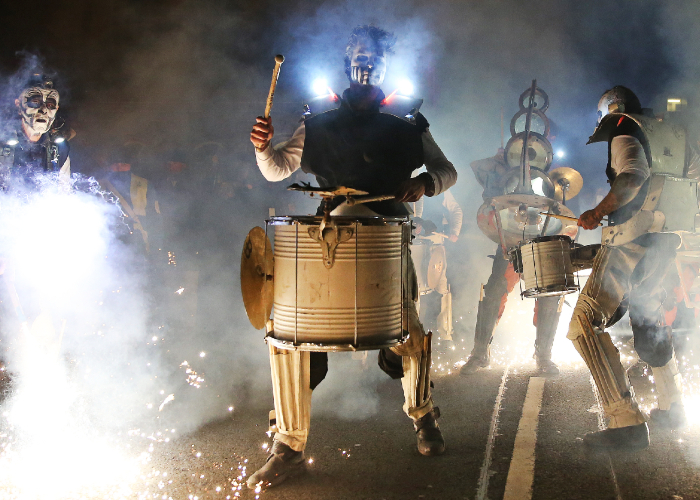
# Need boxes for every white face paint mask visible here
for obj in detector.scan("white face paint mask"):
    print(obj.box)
[17,87,60,136]
[349,38,387,86]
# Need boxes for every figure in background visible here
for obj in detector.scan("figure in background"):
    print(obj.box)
[1,74,70,186]
[412,189,462,341]
[460,149,564,376]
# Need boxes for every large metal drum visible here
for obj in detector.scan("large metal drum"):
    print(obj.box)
[268,215,410,351]
[510,235,578,298]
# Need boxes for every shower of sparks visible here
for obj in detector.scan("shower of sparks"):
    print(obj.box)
[180,361,205,388]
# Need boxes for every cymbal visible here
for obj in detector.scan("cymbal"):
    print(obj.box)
[241,227,274,330]
[476,196,578,248]
[287,183,368,197]
[549,167,583,202]
[427,245,446,289]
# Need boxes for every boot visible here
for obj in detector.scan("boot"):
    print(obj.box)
[535,355,560,376]
[650,402,687,429]
[582,422,649,451]
[414,407,445,456]
[460,348,490,375]
[246,439,307,489]
[534,296,561,376]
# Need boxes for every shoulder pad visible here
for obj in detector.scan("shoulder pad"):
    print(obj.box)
[587,113,644,144]
[379,94,424,124]
[302,93,341,120]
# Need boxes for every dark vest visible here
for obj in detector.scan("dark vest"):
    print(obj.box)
[301,90,428,216]
[1,129,70,190]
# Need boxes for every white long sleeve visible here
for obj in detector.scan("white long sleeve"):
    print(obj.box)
[255,123,306,181]
[422,130,457,195]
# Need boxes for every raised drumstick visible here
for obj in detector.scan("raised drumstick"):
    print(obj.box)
[264,55,285,119]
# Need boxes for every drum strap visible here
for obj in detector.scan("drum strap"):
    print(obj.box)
[601,175,665,246]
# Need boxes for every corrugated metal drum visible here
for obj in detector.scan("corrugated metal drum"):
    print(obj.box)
[268,215,409,351]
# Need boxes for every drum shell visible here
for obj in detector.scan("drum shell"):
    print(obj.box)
[271,218,407,349]
[513,236,578,297]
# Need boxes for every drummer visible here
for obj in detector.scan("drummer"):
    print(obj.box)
[460,149,574,376]
[248,25,457,488]
[568,86,689,450]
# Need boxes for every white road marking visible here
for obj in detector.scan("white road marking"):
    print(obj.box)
[589,376,623,500]
[476,364,510,500]
[503,376,546,500]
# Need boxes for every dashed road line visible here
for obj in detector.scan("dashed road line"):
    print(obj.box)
[503,376,546,500]
[476,364,510,500]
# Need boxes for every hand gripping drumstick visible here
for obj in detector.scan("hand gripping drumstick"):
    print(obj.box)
[264,54,285,119]
[538,212,605,226]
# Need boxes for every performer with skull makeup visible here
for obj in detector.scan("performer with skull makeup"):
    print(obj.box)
[248,25,457,488]
[569,86,693,449]
[0,74,70,187]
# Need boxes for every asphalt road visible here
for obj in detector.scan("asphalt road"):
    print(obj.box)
[130,337,700,500]
[3,333,700,500]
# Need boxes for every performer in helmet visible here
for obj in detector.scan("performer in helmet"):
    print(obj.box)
[569,86,690,449]
[460,149,564,376]
[1,74,70,188]
[248,25,457,488]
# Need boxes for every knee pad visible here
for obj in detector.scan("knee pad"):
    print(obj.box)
[632,324,673,367]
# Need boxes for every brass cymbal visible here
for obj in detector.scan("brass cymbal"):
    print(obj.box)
[549,167,583,202]
[241,226,274,330]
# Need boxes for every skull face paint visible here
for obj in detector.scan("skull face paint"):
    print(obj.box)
[349,37,387,86]
[17,87,60,137]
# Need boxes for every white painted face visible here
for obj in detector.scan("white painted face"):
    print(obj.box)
[17,87,60,136]
[349,38,387,86]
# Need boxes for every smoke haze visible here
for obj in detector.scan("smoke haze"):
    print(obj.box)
[1,0,700,451]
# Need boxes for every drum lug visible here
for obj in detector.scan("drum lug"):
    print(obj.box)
[308,220,354,269]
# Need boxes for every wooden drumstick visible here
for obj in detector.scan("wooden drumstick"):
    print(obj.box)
[538,212,605,226]
[347,194,396,206]
[264,54,285,119]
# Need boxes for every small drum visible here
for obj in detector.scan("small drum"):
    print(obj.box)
[510,235,578,298]
[267,215,411,351]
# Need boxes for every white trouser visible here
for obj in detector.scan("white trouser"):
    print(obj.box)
[653,355,683,411]
[268,301,432,451]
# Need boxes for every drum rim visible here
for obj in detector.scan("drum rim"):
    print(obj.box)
[266,334,408,352]
[267,215,410,225]
[522,284,579,298]
[518,234,573,246]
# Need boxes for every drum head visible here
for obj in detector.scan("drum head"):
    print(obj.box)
[241,227,273,330]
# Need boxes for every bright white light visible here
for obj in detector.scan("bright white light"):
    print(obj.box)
[200,351,206,358]
[312,78,328,96]
[7,139,18,146]
[556,150,565,159]
[531,177,545,196]
[54,137,65,143]
[398,79,414,96]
